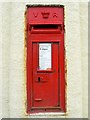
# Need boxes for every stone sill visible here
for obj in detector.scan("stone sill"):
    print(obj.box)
[28,112,66,118]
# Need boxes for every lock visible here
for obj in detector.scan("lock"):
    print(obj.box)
[35,75,48,82]
[27,6,66,113]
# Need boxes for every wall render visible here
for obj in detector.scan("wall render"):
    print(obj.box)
[0,1,88,118]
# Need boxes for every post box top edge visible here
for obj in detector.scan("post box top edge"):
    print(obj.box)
[26,5,64,25]
[26,4,64,8]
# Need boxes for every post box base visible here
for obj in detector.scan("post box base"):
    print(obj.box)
[28,107,65,114]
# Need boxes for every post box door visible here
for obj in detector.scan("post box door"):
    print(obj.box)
[32,42,59,108]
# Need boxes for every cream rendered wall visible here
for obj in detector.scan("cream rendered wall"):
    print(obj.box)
[0,3,2,119]
[1,3,11,118]
[0,1,88,118]
[79,3,88,118]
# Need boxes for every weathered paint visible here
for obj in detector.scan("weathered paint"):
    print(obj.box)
[26,6,66,113]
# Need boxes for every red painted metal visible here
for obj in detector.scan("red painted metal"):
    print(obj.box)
[26,6,66,114]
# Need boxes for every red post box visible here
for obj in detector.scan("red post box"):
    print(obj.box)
[26,6,66,114]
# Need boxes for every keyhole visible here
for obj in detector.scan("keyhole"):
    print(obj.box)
[38,77,40,82]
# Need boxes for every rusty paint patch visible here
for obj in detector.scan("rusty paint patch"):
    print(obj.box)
[64,21,68,117]
[64,6,68,117]
[23,6,28,116]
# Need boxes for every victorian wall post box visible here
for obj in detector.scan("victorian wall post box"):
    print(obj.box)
[26,6,66,114]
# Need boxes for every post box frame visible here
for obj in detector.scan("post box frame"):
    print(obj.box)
[26,6,66,114]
